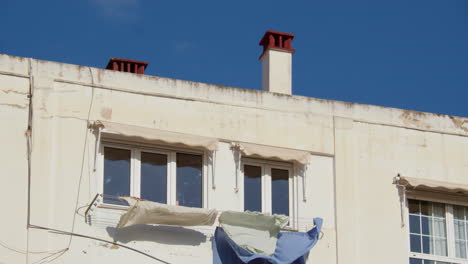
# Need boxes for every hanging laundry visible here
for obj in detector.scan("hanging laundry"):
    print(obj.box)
[218,211,289,255]
[213,215,322,264]
[116,197,218,228]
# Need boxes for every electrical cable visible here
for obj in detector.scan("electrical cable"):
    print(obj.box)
[31,249,69,264]
[43,67,171,264]
[24,67,97,263]
[75,204,89,218]
[0,240,65,255]
[66,67,96,250]
[23,59,75,262]
[29,224,171,264]
[25,58,34,264]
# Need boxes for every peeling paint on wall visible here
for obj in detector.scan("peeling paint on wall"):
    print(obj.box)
[100,108,112,119]
[399,110,431,130]
[0,89,28,95]
[449,116,468,133]
[0,103,28,109]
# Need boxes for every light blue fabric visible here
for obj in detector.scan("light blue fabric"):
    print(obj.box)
[213,218,323,264]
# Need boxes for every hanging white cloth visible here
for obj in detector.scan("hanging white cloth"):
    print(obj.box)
[218,211,289,256]
[117,197,218,228]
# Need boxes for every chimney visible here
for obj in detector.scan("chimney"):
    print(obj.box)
[259,30,295,95]
[105,58,148,74]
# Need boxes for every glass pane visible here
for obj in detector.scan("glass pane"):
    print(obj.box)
[432,203,445,218]
[409,200,421,214]
[421,201,430,216]
[454,220,466,240]
[453,206,465,220]
[456,240,467,259]
[422,235,430,254]
[453,205,468,259]
[432,237,447,256]
[410,234,421,253]
[409,258,422,264]
[433,218,446,237]
[140,152,167,203]
[421,216,431,235]
[244,165,262,212]
[409,200,448,257]
[271,168,289,216]
[410,215,421,234]
[103,147,131,204]
[176,153,203,208]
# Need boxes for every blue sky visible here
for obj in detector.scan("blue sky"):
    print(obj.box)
[2,0,467,117]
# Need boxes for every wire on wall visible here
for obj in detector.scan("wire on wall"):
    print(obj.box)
[66,67,97,250]
[29,225,172,264]
[25,58,34,263]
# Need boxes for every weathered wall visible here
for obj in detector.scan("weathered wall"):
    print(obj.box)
[261,49,292,94]
[335,118,468,264]
[0,54,33,263]
[1,53,468,264]
[0,69,29,263]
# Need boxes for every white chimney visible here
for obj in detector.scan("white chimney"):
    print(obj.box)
[259,30,295,95]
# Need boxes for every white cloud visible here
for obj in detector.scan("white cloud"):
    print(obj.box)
[174,41,194,54]
[92,0,140,21]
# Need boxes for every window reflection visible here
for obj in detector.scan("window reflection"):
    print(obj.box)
[409,258,452,264]
[408,199,447,256]
[176,153,202,208]
[271,168,289,216]
[409,258,422,264]
[453,205,468,259]
[104,147,130,204]
[244,165,262,212]
[141,152,167,203]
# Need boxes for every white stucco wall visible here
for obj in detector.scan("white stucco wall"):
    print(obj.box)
[0,73,29,264]
[335,119,468,264]
[261,49,293,95]
[1,53,467,264]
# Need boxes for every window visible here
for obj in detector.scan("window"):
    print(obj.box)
[409,199,468,264]
[241,159,293,218]
[101,143,204,208]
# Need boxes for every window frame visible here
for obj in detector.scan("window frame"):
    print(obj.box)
[407,196,468,264]
[240,157,296,228]
[97,140,208,209]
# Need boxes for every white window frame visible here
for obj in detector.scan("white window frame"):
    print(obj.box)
[407,196,468,264]
[97,140,208,209]
[240,158,296,228]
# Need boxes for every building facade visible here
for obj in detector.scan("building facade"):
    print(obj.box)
[1,31,468,264]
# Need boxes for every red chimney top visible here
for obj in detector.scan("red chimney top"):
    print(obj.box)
[105,58,148,74]
[259,30,295,59]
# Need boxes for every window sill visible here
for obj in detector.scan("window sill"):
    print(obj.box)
[410,252,468,264]
[281,226,299,232]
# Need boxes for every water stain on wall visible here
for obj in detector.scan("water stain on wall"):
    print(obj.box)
[101,108,112,119]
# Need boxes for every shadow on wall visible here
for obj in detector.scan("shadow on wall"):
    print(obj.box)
[106,225,207,246]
